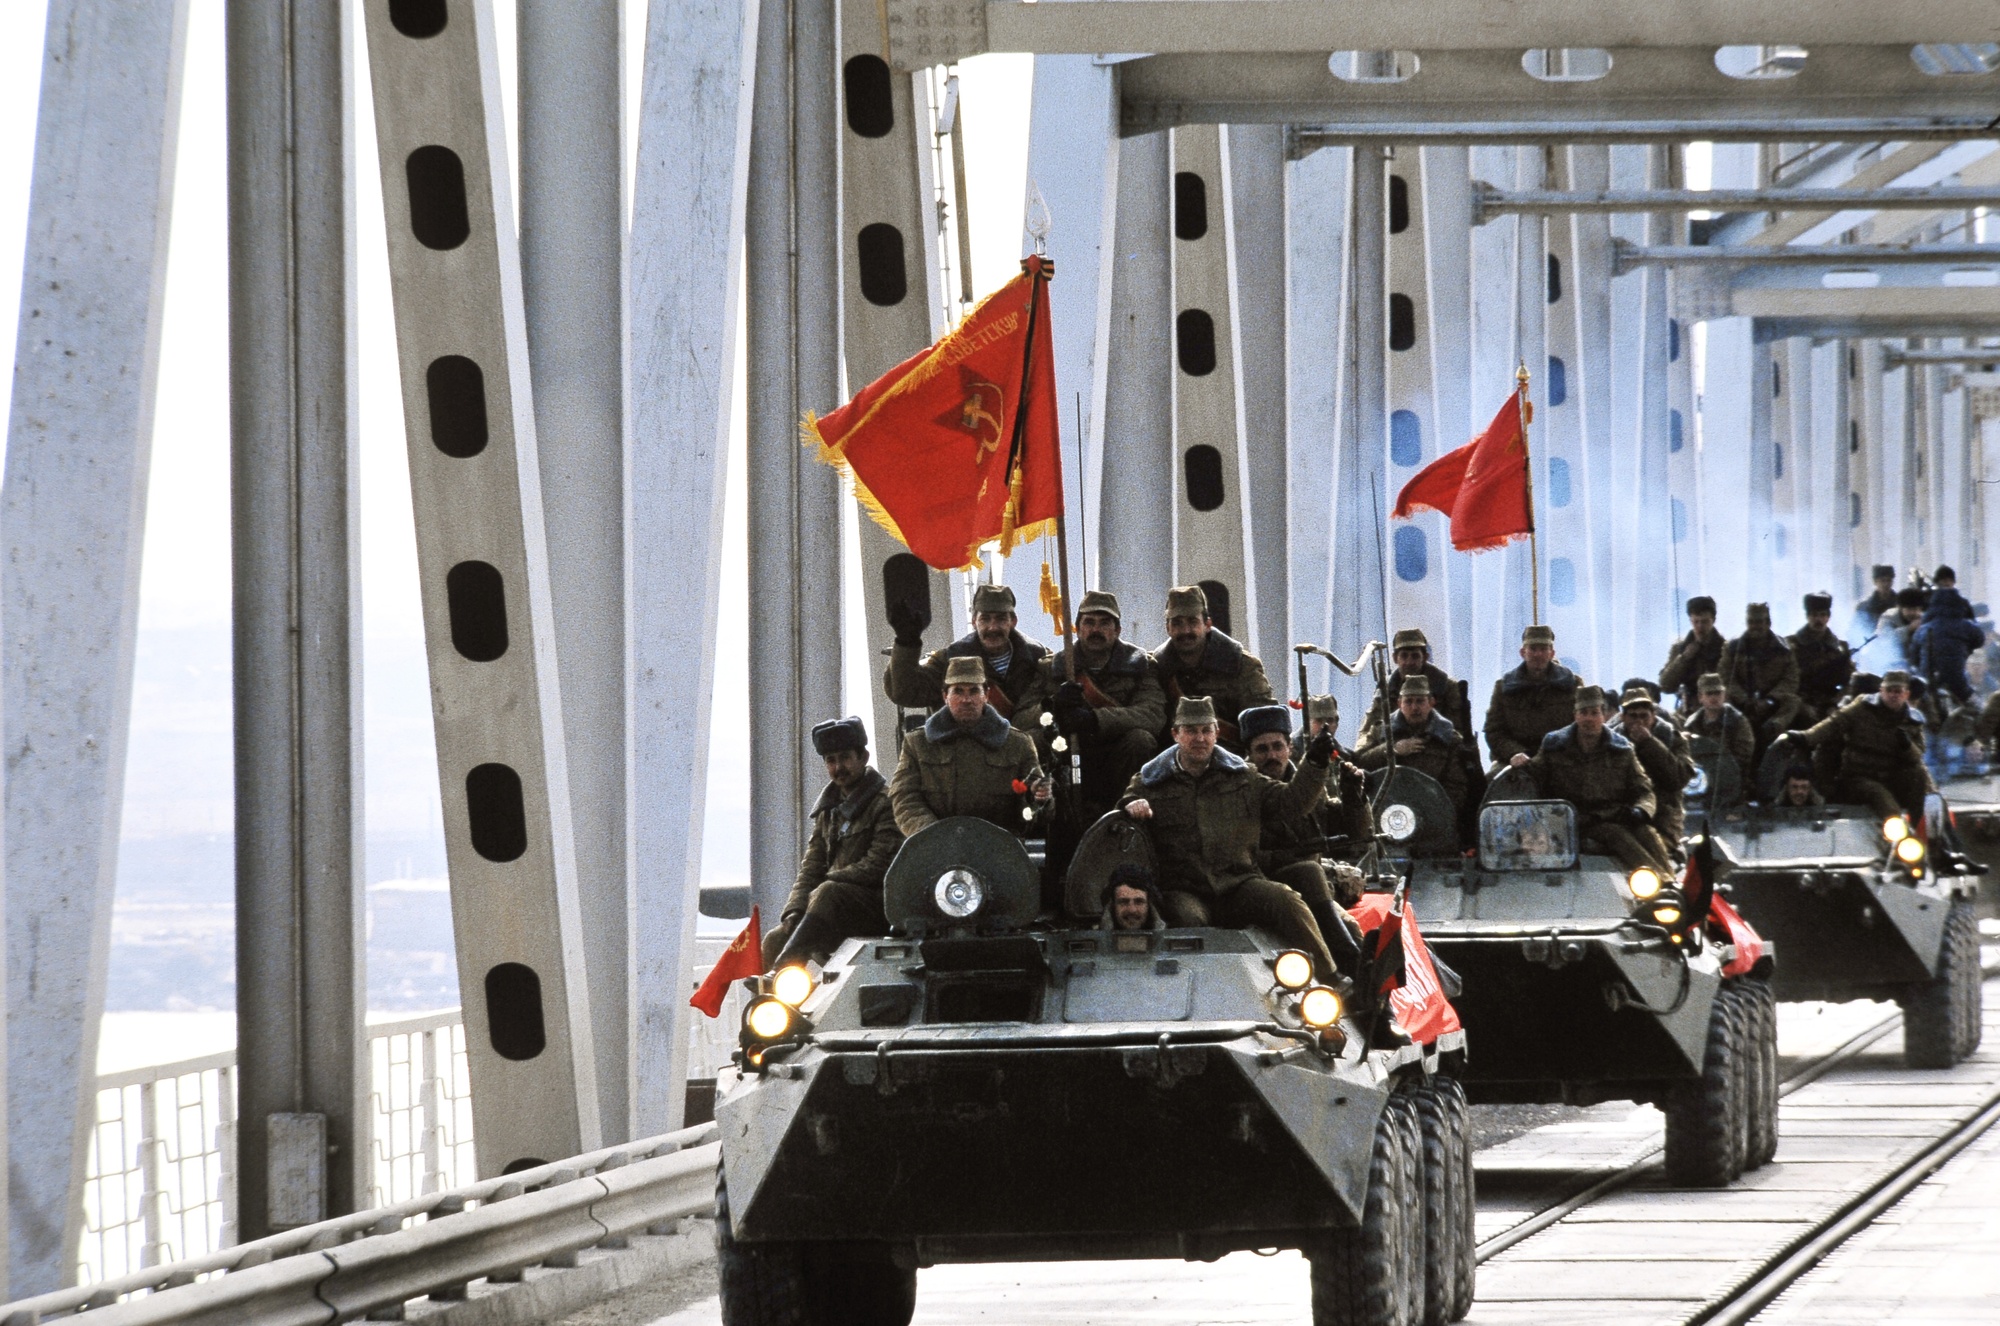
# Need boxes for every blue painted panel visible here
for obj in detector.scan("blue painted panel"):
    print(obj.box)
[1672,497,1689,543]
[1550,557,1576,606]
[1394,525,1429,582]
[1670,408,1685,454]
[1547,356,1568,406]
[1775,523,1788,560]
[1774,442,1784,479]
[1391,410,1422,466]
[1548,456,1572,508]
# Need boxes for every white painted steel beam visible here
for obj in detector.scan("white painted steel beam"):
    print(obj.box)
[359,0,601,1174]
[1283,144,1348,678]
[3,0,188,1295]
[1544,145,1610,680]
[517,0,631,1147]
[627,0,759,1137]
[1382,149,1453,667]
[1229,124,1290,666]
[1419,147,1476,685]
[1169,125,1256,644]
[1475,184,2000,220]
[1327,141,1387,720]
[228,0,367,1241]
[1619,242,2000,270]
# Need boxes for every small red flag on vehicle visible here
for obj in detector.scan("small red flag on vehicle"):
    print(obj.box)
[690,907,761,1018]
[1393,391,1535,552]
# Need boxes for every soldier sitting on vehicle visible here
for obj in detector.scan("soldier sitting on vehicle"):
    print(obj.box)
[1354,675,1470,816]
[1485,624,1583,770]
[1775,766,1825,809]
[1660,595,1726,711]
[1359,628,1478,759]
[1852,564,1898,644]
[1043,589,1167,819]
[1683,672,1756,771]
[1790,591,1854,726]
[764,716,905,969]
[1100,863,1166,932]
[1239,704,1367,968]
[1774,668,1930,823]
[890,656,1052,835]
[885,582,1053,735]
[1151,585,1275,753]
[1614,686,1696,859]
[1523,685,1675,876]
[1720,603,1801,764]
[1122,697,1346,984]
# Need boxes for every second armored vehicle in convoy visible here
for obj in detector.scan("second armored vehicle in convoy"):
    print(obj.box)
[713,814,1473,1326]
[1370,769,1779,1187]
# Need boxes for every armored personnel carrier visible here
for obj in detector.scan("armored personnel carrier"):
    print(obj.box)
[714,813,1473,1326]
[1378,768,1778,1187]
[1708,801,1983,1068]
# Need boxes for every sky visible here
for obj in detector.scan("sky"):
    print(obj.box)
[0,3,1034,886]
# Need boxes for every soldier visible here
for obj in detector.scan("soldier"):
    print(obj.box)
[1790,591,1854,725]
[889,655,1051,835]
[1775,766,1825,809]
[1042,589,1167,817]
[1100,863,1165,932]
[1683,672,1757,770]
[763,717,905,969]
[1875,587,1928,664]
[1659,595,1726,711]
[1912,570,1985,707]
[885,582,1053,734]
[1291,695,1376,886]
[1359,628,1478,762]
[1524,685,1675,875]
[1614,686,1696,854]
[1485,624,1583,770]
[1122,697,1345,983]
[1719,603,1801,761]
[1775,669,1929,821]
[1152,585,1274,752]
[1236,705,1367,972]
[1851,563,1897,642]
[1354,675,1470,815]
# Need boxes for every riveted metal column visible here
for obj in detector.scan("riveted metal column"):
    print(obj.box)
[1101,130,1176,620]
[360,0,601,1175]
[628,0,759,1136]
[1383,148,1450,666]
[1284,143,1349,672]
[4,0,189,1292]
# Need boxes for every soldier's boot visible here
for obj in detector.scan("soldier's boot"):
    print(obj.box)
[1307,895,1363,981]
[771,913,844,971]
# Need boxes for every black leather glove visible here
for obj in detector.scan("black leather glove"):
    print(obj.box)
[1068,705,1100,736]
[1051,681,1086,709]
[886,598,925,648]
[1622,805,1651,827]
[1306,727,1337,765]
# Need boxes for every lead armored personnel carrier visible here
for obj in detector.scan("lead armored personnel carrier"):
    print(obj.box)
[1374,768,1778,1187]
[714,814,1473,1326]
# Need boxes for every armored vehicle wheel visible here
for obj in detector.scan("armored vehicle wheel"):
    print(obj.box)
[1389,1095,1426,1326]
[1735,980,1779,1170]
[1903,899,1977,1069]
[1412,1079,1475,1324]
[1662,987,1745,1187]
[1310,1100,1414,1326]
[1952,899,1982,1060]
[717,1174,917,1326]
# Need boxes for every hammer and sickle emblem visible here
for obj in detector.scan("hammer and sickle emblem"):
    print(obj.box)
[959,380,1004,458]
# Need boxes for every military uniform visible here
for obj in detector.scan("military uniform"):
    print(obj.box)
[764,718,907,969]
[1659,623,1727,711]
[1483,627,1583,767]
[1043,591,1167,815]
[1719,606,1802,748]
[1790,609,1854,726]
[885,627,1053,732]
[1851,567,1898,642]
[1683,696,1757,769]
[1525,697,1673,874]
[1976,689,2000,748]
[1614,693,1696,850]
[1354,707,1470,813]
[1787,680,1929,820]
[1358,629,1478,763]
[889,687,1045,835]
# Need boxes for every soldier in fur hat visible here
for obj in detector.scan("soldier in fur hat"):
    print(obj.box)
[1238,704,1367,967]
[889,655,1050,835]
[1660,595,1725,711]
[885,581,1054,735]
[1790,591,1854,725]
[764,717,905,969]
[1151,585,1274,753]
[1358,627,1478,762]
[1042,588,1167,817]
[1852,564,1897,643]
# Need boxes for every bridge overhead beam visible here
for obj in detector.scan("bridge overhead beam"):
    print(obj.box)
[1474,184,2000,221]
[1619,242,2000,272]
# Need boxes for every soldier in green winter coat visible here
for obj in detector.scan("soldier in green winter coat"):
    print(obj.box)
[1484,624,1583,770]
[1150,584,1275,753]
[764,717,905,969]
[1524,685,1675,876]
[885,581,1054,734]
[890,655,1050,835]
[1774,669,1930,821]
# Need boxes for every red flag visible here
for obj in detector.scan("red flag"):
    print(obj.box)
[1348,895,1464,1045]
[1393,392,1534,552]
[690,907,762,1018]
[807,256,1062,570]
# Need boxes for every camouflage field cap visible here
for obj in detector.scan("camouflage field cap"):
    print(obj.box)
[1165,584,1209,618]
[1574,684,1610,711]
[1803,591,1834,614]
[1618,686,1657,711]
[1697,672,1727,694]
[1392,628,1430,653]
[1305,694,1339,722]
[1238,705,1292,742]
[1076,589,1121,621]
[1687,595,1717,616]
[942,655,988,688]
[1398,674,1433,700]
[1521,624,1556,646]
[971,583,1017,615]
[1172,695,1219,727]
[1746,602,1772,624]
[811,715,868,756]
[1881,668,1913,689]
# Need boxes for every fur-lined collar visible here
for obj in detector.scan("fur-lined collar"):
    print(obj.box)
[1153,628,1246,676]
[809,766,886,818]
[1864,694,1926,725]
[923,704,1013,749]
[1051,639,1150,680]
[1540,723,1632,753]
[943,629,1048,666]
[1389,710,1459,744]
[1138,743,1248,786]
[1499,661,1578,695]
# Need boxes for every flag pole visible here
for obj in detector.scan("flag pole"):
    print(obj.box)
[1517,361,1539,625]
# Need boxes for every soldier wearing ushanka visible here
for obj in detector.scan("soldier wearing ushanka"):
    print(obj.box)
[763,717,905,969]
[1790,591,1854,725]
[1660,595,1726,712]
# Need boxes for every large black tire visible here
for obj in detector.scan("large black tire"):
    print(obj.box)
[1311,1101,1411,1326]
[1738,980,1779,1170]
[1389,1095,1426,1326]
[717,1174,809,1326]
[1663,986,1744,1187]
[1952,900,1983,1059]
[1903,899,1975,1069]
[1412,1080,1474,1324]
[1445,1079,1476,1322]
[809,1256,917,1326]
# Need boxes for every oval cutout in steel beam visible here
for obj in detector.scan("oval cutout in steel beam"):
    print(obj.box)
[843,54,895,137]
[389,0,448,38]
[466,762,529,862]
[1521,48,1612,81]
[425,355,488,458]
[1174,172,1208,241]
[484,963,547,1061]
[406,145,471,250]
[1715,45,1806,79]
[857,223,909,306]
[1177,309,1217,375]
[1329,50,1419,83]
[446,561,509,662]
[1184,444,1226,512]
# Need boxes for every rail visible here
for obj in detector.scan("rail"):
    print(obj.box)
[3,1123,720,1324]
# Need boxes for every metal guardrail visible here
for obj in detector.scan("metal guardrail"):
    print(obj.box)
[3,1123,720,1325]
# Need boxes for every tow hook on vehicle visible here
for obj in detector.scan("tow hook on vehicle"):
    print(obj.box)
[1522,934,1584,969]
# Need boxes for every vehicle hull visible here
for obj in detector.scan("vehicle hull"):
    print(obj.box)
[1722,867,1946,1003]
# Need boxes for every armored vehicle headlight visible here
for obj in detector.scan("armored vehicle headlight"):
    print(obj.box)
[1883,815,1911,843]
[745,998,793,1040]
[771,964,815,1008]
[1651,903,1683,926]
[1627,867,1663,900]
[1895,836,1926,865]
[935,867,985,919]
[1299,986,1344,1028]
[1379,803,1418,842]
[1272,950,1314,990]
